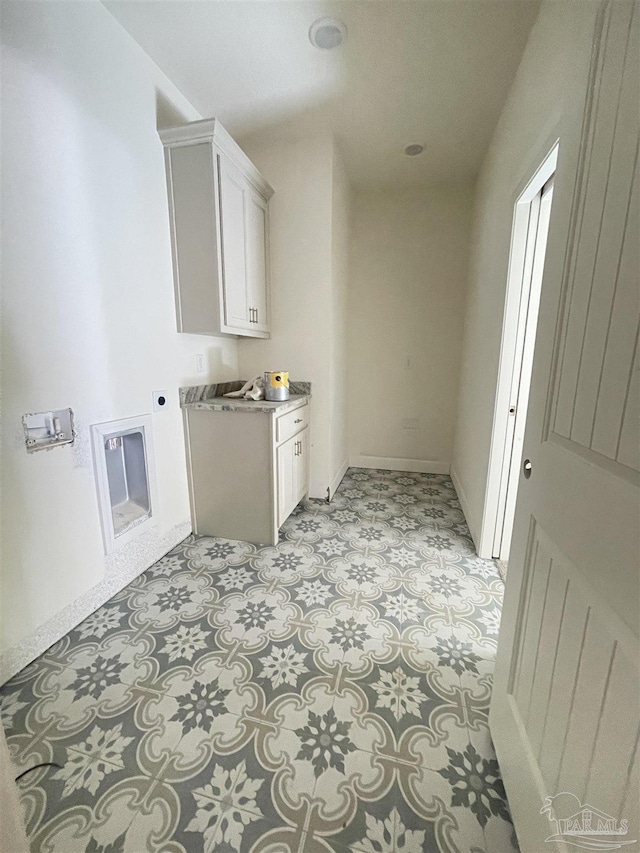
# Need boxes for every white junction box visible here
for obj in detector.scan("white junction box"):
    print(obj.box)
[23,408,75,452]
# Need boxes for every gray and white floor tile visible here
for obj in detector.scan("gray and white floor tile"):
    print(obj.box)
[1,469,518,852]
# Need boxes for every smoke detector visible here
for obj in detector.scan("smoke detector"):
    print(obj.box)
[309,18,347,50]
[404,144,424,156]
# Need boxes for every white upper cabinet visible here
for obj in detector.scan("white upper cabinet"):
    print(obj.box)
[244,190,269,334]
[217,154,251,332]
[159,118,273,338]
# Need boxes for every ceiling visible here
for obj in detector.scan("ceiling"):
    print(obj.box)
[103,0,540,189]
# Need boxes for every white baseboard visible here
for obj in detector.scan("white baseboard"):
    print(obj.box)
[329,458,349,501]
[450,464,480,552]
[0,519,191,686]
[350,455,449,475]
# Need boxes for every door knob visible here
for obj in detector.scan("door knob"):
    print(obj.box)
[523,459,532,479]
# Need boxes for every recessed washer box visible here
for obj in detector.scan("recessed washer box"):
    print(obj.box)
[91,415,158,554]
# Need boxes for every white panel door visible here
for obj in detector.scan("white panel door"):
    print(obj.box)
[490,4,639,851]
[217,154,251,331]
[245,189,269,333]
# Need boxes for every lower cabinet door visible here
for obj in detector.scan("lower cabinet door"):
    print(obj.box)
[277,428,309,527]
[294,428,309,504]
[277,434,297,527]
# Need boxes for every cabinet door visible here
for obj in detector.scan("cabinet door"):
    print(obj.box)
[294,428,309,504]
[277,429,309,527]
[217,155,251,331]
[276,434,297,527]
[245,189,269,333]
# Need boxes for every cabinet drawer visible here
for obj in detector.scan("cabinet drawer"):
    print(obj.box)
[276,404,309,445]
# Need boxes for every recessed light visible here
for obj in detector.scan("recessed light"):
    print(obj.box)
[404,144,424,156]
[309,18,347,50]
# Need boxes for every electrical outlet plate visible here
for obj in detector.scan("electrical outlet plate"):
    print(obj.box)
[196,354,205,373]
[153,391,169,412]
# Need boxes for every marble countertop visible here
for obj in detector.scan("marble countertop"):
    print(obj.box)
[181,394,309,415]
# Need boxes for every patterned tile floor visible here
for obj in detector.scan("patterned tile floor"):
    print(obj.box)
[0,469,519,853]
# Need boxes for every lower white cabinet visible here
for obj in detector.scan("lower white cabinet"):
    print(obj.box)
[277,428,309,527]
[183,398,309,545]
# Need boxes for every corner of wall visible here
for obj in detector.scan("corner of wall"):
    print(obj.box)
[449,463,480,552]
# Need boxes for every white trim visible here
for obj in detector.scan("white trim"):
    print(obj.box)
[450,464,480,551]
[479,140,559,560]
[329,458,349,501]
[0,520,191,686]
[350,455,449,475]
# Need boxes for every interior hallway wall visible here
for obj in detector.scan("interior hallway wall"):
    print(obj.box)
[451,0,601,549]
[237,135,352,499]
[0,0,239,682]
[347,187,473,473]
[329,143,351,496]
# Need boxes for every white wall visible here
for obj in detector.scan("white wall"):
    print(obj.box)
[0,0,238,682]
[237,135,351,499]
[451,0,599,547]
[348,187,472,473]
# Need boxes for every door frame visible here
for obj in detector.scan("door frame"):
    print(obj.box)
[478,142,559,560]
